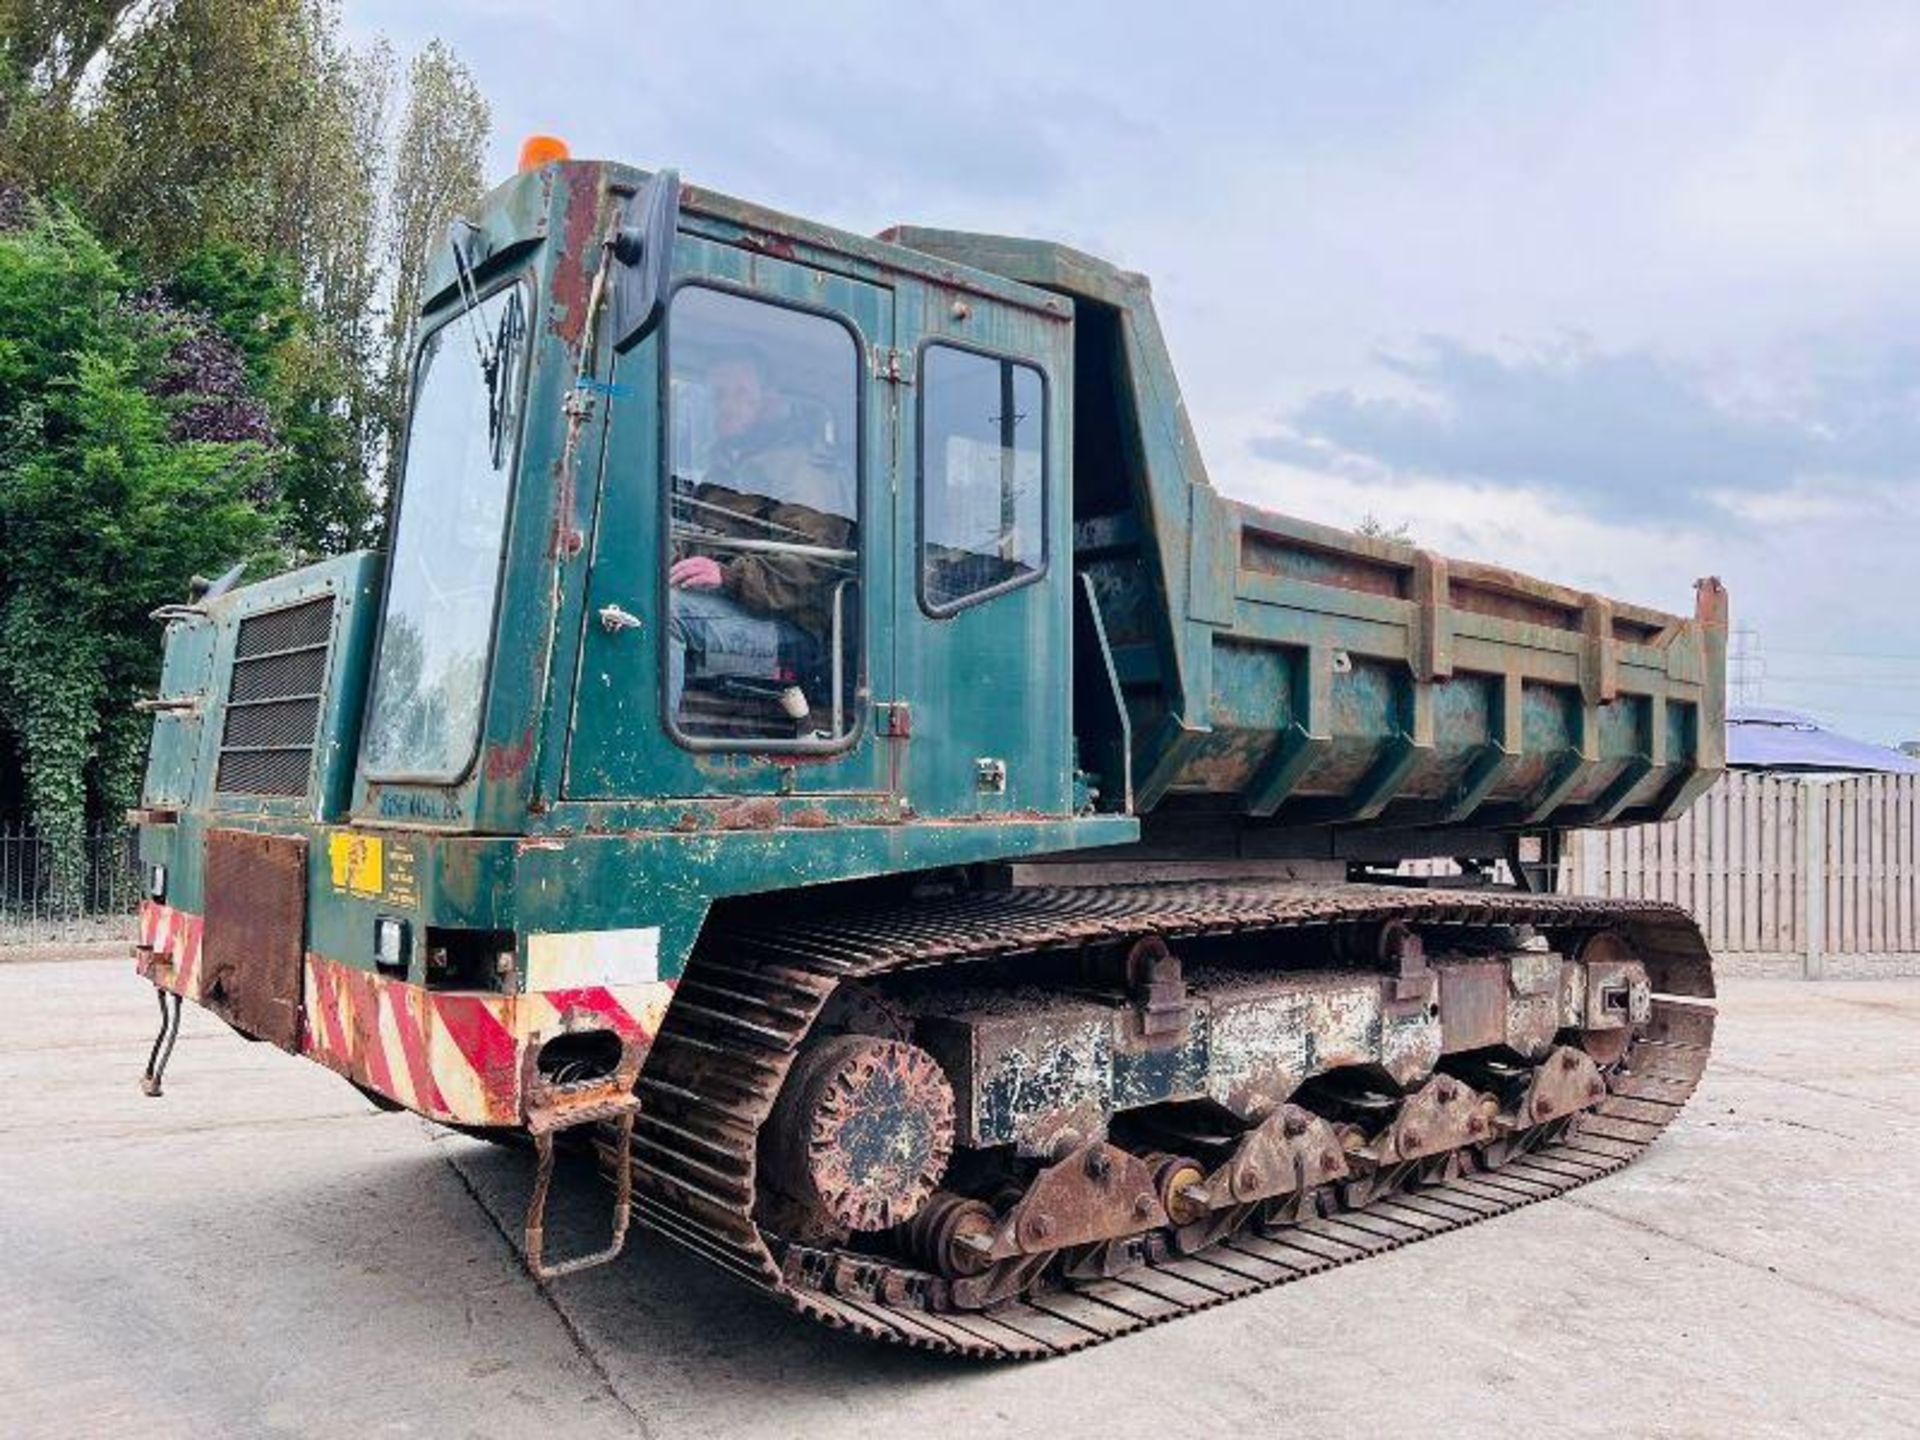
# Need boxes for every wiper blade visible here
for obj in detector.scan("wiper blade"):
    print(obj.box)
[485,290,526,466]
[446,220,493,376]
[444,220,525,466]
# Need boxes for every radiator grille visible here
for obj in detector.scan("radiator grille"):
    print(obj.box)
[214,596,334,797]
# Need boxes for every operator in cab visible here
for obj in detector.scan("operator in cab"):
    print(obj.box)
[665,337,857,739]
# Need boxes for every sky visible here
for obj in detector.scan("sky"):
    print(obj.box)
[347,0,1920,743]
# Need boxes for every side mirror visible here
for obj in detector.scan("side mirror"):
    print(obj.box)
[611,168,679,353]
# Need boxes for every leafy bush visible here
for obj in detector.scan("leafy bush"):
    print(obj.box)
[0,195,278,890]
[0,1,491,862]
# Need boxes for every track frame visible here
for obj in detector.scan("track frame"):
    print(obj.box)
[602,881,1715,1359]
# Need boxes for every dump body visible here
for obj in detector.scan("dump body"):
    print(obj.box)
[131,157,1726,1142]
[887,228,1726,853]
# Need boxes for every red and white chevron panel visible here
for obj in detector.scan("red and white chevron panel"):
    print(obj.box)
[302,952,675,1125]
[135,903,676,1127]
[136,900,205,1002]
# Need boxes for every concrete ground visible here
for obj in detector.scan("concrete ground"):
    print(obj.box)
[3,959,1916,1440]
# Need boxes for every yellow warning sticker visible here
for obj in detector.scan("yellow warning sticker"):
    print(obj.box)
[328,833,384,897]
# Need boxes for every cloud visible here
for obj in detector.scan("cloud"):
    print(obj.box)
[658,70,1090,214]
[1254,336,1920,526]
[339,0,1920,741]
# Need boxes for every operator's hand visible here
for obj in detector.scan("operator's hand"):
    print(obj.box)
[670,555,724,589]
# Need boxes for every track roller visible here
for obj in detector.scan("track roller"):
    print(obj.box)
[900,1191,998,1277]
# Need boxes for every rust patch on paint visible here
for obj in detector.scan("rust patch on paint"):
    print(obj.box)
[547,163,606,347]
[741,230,798,261]
[714,797,781,831]
[485,730,535,783]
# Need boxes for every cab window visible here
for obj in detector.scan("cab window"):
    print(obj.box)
[363,282,528,780]
[918,345,1046,613]
[663,286,862,745]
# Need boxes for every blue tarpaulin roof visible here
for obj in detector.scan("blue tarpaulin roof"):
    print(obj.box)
[1727,705,1920,774]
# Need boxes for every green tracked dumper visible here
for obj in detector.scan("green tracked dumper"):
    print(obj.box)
[131,151,1725,1357]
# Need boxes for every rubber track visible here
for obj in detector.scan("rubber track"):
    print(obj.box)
[610,881,1716,1360]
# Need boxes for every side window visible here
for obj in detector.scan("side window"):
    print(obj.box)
[919,345,1047,613]
[663,286,862,746]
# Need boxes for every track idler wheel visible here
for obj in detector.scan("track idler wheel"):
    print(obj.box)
[762,1035,955,1232]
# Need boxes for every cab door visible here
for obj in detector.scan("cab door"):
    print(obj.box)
[565,232,895,802]
[892,296,1074,820]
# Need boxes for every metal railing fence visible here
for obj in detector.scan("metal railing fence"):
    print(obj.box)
[0,823,143,949]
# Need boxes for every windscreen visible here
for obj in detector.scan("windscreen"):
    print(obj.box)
[362,282,528,780]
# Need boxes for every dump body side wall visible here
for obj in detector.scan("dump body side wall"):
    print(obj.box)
[1110,499,1726,830]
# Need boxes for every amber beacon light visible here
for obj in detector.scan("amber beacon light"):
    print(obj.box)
[517,134,571,172]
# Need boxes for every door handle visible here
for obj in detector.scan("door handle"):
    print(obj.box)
[598,603,643,634]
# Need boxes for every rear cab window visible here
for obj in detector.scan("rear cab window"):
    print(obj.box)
[918,344,1047,614]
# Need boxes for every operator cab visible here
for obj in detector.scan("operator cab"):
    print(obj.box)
[348,153,1078,834]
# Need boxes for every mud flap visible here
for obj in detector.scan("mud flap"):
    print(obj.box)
[201,828,308,1051]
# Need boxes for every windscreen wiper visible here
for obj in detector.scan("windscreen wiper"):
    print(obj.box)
[484,290,525,466]
[446,220,525,466]
[447,220,493,374]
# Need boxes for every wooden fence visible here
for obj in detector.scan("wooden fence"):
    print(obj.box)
[1566,771,1920,978]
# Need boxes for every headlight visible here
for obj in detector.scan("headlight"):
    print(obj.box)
[374,916,411,973]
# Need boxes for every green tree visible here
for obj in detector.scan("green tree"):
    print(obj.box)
[0,2,495,856]
[65,0,335,267]
[0,198,277,888]
[168,242,375,553]
[380,38,488,502]
[2,1,494,553]
[0,1,138,183]
[0,2,139,109]
[66,1,392,554]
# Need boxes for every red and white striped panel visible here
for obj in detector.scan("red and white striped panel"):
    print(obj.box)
[136,900,204,1002]
[302,951,676,1126]
[137,905,678,1127]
